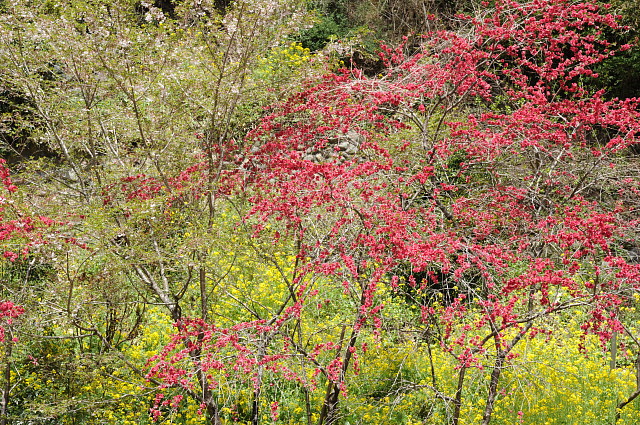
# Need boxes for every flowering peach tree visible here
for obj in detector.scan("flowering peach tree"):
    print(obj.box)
[0,158,32,423]
[0,158,33,324]
[146,0,640,424]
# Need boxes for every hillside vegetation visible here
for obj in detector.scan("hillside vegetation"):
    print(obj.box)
[0,1,640,424]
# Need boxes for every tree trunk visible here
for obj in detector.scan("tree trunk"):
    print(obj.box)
[452,366,467,425]
[251,344,267,425]
[481,352,506,425]
[482,324,531,425]
[616,352,640,422]
[0,328,13,425]
[317,324,361,425]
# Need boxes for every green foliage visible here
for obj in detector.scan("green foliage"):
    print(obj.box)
[592,0,640,99]
[595,45,640,100]
[297,4,351,51]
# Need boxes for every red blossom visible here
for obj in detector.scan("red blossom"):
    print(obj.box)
[147,0,640,420]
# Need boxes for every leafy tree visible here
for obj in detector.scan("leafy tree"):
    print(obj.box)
[0,0,316,422]
[146,1,640,424]
[594,0,640,99]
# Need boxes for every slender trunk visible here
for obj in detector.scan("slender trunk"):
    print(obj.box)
[194,342,221,425]
[616,352,640,422]
[251,383,261,425]
[610,307,619,370]
[317,323,362,425]
[294,314,312,425]
[610,330,618,370]
[317,325,346,425]
[204,395,221,425]
[482,324,531,425]
[0,328,12,425]
[200,266,208,322]
[452,366,467,425]
[251,342,267,425]
[183,329,221,425]
[481,352,506,425]
[317,378,335,425]
[167,289,219,425]
[426,338,437,389]
[323,385,341,425]
[319,282,373,425]
[303,386,312,425]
